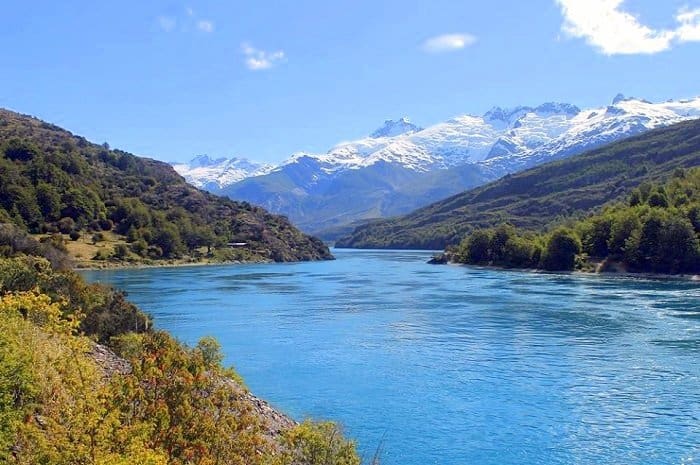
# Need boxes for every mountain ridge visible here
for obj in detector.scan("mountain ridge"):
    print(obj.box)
[173,95,700,237]
[335,118,700,249]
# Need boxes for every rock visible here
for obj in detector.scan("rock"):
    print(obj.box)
[428,253,449,264]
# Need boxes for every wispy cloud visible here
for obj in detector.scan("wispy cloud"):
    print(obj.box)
[241,43,286,70]
[157,16,177,32]
[555,0,700,55]
[156,8,214,34]
[421,33,476,53]
[197,20,214,33]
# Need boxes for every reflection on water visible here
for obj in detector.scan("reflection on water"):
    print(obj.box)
[82,249,700,465]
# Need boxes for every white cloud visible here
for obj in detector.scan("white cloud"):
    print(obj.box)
[197,20,214,33]
[421,33,476,53]
[241,43,286,70]
[676,7,700,42]
[157,16,177,32]
[157,9,214,34]
[555,0,700,55]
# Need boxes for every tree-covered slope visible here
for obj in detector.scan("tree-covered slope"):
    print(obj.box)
[445,168,700,275]
[336,119,700,250]
[0,109,332,265]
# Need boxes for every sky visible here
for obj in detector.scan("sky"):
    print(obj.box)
[2,0,700,164]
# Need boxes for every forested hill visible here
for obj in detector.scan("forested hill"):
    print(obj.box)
[336,118,700,250]
[0,108,332,265]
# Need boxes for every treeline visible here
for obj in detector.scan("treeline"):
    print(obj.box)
[0,224,360,464]
[450,168,700,274]
[0,109,332,263]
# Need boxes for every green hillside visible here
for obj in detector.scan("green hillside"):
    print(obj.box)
[336,119,700,250]
[0,109,332,266]
[446,167,700,274]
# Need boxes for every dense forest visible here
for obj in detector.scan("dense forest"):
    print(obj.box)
[0,109,332,266]
[442,167,700,274]
[337,119,700,250]
[0,223,360,464]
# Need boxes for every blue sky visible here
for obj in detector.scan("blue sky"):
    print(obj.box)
[2,0,699,163]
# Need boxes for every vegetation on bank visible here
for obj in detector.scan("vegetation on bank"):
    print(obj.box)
[444,168,700,274]
[0,108,332,266]
[337,119,700,250]
[0,224,360,464]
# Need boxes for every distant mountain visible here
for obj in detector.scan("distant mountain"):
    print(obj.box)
[370,117,422,138]
[173,95,700,237]
[172,155,273,190]
[0,108,332,264]
[336,119,700,249]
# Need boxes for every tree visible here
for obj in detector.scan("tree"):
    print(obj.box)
[579,216,611,257]
[608,211,641,256]
[151,225,183,258]
[489,224,515,263]
[36,183,62,221]
[2,138,40,161]
[541,228,581,271]
[461,229,491,264]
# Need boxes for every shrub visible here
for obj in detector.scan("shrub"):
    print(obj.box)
[93,249,111,260]
[282,421,360,465]
[58,216,76,234]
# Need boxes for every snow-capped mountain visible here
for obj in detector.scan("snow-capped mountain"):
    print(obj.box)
[370,117,422,138]
[172,155,273,190]
[482,95,700,175]
[174,95,700,237]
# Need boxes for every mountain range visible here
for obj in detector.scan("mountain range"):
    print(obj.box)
[336,118,700,249]
[173,95,700,238]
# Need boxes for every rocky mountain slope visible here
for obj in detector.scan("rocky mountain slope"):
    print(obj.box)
[174,95,700,238]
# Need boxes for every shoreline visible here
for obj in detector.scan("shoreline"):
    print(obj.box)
[73,257,274,272]
[432,257,700,282]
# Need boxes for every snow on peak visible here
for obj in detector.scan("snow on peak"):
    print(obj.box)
[172,155,273,189]
[483,106,532,125]
[534,102,581,116]
[189,154,227,168]
[370,117,422,138]
[177,95,700,189]
[612,93,628,105]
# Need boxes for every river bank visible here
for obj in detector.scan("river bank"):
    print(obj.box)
[429,252,700,281]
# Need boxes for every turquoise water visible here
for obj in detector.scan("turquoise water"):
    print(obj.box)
[82,249,700,465]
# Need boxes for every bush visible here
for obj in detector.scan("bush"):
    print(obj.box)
[130,239,148,256]
[93,249,111,260]
[282,421,360,465]
[58,216,76,234]
[69,230,81,241]
[113,243,129,259]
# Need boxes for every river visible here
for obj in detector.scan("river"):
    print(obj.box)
[81,249,700,465]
